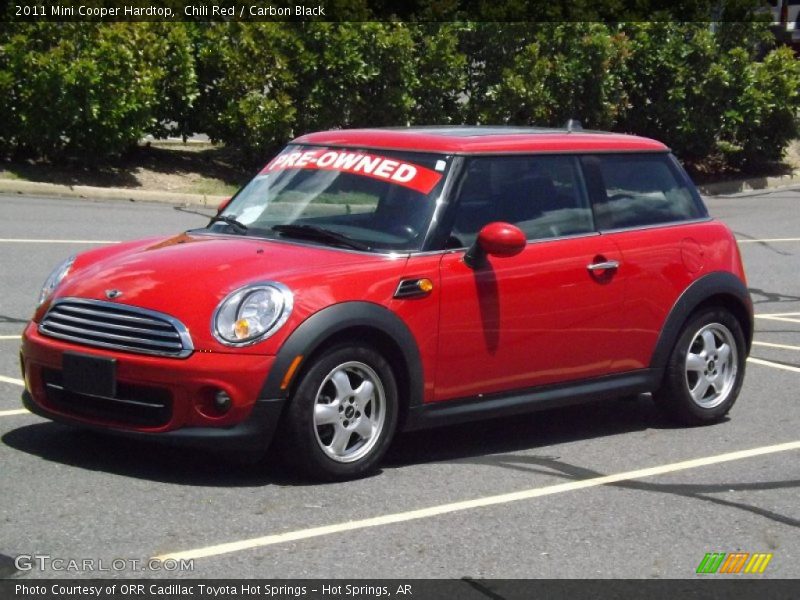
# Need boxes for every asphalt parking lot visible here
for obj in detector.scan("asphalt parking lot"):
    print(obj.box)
[0,190,798,580]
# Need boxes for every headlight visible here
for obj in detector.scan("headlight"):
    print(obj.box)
[38,255,75,306]
[212,282,293,345]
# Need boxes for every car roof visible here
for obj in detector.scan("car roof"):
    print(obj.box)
[292,126,669,154]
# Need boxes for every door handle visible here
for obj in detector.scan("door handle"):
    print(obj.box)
[587,259,620,272]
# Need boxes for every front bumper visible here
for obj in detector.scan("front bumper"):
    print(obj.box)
[22,390,284,454]
[20,322,285,455]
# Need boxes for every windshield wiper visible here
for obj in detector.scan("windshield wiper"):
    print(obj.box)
[209,215,248,234]
[272,224,371,251]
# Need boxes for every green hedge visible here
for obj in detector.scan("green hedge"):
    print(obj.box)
[0,23,196,160]
[1,22,798,171]
[615,22,800,169]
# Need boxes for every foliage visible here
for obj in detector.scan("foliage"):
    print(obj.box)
[1,20,798,172]
[616,22,799,169]
[0,23,196,161]
[192,22,299,162]
[147,23,198,141]
[292,22,418,132]
[476,23,628,129]
[717,46,800,168]
[407,23,469,125]
[616,23,727,163]
[191,22,418,162]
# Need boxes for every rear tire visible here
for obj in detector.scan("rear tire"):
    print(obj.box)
[654,308,746,425]
[277,344,398,481]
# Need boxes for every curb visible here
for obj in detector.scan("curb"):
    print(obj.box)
[0,178,227,207]
[697,171,800,196]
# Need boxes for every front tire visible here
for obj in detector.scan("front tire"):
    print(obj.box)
[654,308,746,425]
[277,344,398,481]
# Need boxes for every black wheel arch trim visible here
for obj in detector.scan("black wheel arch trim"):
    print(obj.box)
[650,271,753,371]
[260,301,424,409]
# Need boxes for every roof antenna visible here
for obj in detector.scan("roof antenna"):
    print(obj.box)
[565,119,583,132]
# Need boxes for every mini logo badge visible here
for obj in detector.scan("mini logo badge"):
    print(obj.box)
[105,289,123,300]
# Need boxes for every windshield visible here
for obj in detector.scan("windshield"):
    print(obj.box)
[209,145,451,252]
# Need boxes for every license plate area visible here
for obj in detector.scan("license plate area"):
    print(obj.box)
[62,352,117,398]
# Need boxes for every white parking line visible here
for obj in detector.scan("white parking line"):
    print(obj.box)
[747,357,800,373]
[0,408,29,417]
[0,335,20,340]
[0,238,119,244]
[737,238,800,243]
[0,375,24,386]
[755,314,800,324]
[153,440,800,562]
[752,340,800,351]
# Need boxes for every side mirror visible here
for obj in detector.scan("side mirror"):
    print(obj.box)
[217,196,233,214]
[464,222,526,269]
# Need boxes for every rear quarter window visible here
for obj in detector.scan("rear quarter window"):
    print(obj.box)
[591,154,704,230]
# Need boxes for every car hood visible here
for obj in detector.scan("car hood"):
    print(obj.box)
[50,232,409,352]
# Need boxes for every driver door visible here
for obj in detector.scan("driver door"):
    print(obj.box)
[434,155,628,402]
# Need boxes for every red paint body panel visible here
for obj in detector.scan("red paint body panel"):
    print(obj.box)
[387,254,444,403]
[435,234,626,400]
[22,322,275,429]
[294,129,668,154]
[45,233,409,354]
[478,222,527,257]
[19,127,748,453]
[605,221,747,369]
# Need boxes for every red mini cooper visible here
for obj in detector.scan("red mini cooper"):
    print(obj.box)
[20,126,752,480]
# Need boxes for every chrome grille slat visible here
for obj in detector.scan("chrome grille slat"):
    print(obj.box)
[56,305,174,328]
[39,298,193,358]
[36,330,185,358]
[41,321,181,349]
[45,312,181,339]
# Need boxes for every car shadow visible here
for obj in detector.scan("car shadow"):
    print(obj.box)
[385,394,681,467]
[1,396,701,488]
[2,422,283,487]
[0,314,28,326]
[748,287,800,306]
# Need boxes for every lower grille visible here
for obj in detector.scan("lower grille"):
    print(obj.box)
[42,368,172,427]
[39,298,193,358]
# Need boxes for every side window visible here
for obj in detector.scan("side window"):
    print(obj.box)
[592,154,703,230]
[448,155,593,247]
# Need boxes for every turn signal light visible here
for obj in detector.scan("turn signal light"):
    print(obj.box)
[418,278,433,293]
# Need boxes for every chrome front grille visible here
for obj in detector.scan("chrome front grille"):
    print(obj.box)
[39,298,193,358]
